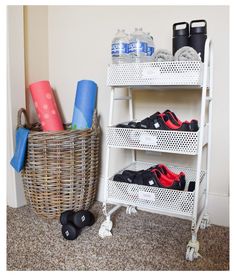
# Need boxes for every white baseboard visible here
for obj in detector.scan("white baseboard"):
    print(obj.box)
[207,193,229,227]
[96,176,229,227]
[96,176,106,203]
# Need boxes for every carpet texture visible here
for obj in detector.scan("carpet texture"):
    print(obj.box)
[7,201,229,271]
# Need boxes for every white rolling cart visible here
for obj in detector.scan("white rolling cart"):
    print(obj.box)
[99,39,213,261]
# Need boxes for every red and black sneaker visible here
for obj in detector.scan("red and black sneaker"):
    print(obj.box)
[163,109,182,126]
[132,170,160,187]
[163,110,199,131]
[161,113,190,131]
[116,169,163,188]
[116,110,198,132]
[139,111,190,131]
[113,165,186,191]
[136,112,162,129]
[113,169,144,183]
[137,112,190,131]
[156,164,186,190]
[150,168,182,190]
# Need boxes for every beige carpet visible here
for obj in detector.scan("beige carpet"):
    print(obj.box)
[7,201,229,271]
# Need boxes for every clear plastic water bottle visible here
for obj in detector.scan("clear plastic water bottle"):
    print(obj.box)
[111,29,129,64]
[129,28,148,63]
[124,30,131,63]
[146,33,155,62]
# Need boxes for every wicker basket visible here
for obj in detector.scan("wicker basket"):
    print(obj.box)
[18,108,100,219]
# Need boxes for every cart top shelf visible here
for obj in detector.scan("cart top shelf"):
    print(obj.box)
[107,61,209,88]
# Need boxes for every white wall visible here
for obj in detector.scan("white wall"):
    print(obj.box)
[7,6,49,208]
[24,6,49,123]
[7,6,26,207]
[23,6,229,226]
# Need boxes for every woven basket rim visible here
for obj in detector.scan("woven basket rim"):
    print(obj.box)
[17,108,100,137]
[28,123,100,137]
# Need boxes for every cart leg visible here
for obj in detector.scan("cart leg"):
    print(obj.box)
[99,203,121,238]
[200,213,210,229]
[99,216,113,238]
[186,230,201,261]
[186,39,213,262]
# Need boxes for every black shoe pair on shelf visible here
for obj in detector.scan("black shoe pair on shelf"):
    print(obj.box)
[116,110,199,132]
[113,164,195,191]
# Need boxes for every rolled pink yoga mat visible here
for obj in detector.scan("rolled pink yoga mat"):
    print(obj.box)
[29,80,64,131]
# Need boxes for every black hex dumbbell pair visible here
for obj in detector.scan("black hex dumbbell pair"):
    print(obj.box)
[60,210,95,240]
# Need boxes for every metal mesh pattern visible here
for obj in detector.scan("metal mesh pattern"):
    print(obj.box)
[106,127,200,155]
[107,61,202,86]
[107,162,206,217]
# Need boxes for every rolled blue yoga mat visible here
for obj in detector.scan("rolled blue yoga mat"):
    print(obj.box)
[72,80,97,129]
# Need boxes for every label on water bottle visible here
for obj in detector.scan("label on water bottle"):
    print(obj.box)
[129,41,147,55]
[147,46,154,56]
[111,43,129,56]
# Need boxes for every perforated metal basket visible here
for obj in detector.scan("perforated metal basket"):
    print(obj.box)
[106,125,208,155]
[107,61,203,86]
[107,161,206,217]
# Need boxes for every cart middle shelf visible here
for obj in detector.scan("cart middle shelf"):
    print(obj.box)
[106,125,208,155]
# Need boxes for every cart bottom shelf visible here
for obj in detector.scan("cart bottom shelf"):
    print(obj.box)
[107,161,206,218]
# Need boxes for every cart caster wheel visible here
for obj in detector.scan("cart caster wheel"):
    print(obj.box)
[200,216,210,229]
[99,219,113,238]
[186,247,195,261]
[126,205,137,215]
[186,240,201,261]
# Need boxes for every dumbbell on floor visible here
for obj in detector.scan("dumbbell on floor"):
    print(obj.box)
[62,223,81,240]
[60,210,95,240]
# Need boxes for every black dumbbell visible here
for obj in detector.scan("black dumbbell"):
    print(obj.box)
[61,223,81,240]
[73,210,95,228]
[60,210,80,240]
[60,210,95,240]
[60,210,95,228]
[60,210,73,225]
